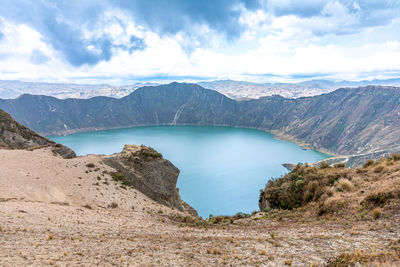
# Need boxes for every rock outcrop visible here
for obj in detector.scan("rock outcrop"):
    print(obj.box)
[0,108,75,159]
[102,144,197,216]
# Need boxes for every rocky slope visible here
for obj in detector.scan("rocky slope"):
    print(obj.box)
[0,108,75,158]
[1,83,400,166]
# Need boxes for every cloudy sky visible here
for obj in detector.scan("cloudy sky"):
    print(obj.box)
[0,0,399,84]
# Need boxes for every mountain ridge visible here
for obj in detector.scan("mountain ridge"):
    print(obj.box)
[1,83,400,167]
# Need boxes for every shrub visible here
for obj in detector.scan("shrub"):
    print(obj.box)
[389,153,400,161]
[212,248,220,255]
[386,161,394,166]
[210,216,223,224]
[111,171,124,181]
[318,197,347,216]
[373,208,382,220]
[109,202,118,209]
[284,259,292,266]
[181,216,195,224]
[319,161,331,169]
[363,160,374,168]
[334,163,346,168]
[86,163,95,168]
[262,164,343,210]
[122,180,131,186]
[364,192,393,206]
[233,212,249,219]
[338,178,354,192]
[373,166,384,173]
[140,146,162,159]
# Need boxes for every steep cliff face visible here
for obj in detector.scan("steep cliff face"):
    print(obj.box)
[0,108,76,158]
[1,83,400,163]
[102,144,197,216]
[255,87,400,156]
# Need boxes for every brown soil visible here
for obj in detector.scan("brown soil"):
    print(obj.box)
[1,148,399,266]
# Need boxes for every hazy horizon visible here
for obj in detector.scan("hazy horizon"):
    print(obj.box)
[2,76,400,88]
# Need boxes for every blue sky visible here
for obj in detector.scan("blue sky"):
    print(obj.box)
[0,0,399,84]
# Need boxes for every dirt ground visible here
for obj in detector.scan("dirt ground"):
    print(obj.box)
[1,148,399,266]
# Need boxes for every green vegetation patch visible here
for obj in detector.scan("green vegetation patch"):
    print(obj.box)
[262,164,343,210]
[139,145,163,159]
[109,171,132,186]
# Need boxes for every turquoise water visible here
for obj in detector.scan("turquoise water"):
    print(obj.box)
[49,126,328,218]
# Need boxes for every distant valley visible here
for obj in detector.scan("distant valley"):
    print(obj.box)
[1,82,400,167]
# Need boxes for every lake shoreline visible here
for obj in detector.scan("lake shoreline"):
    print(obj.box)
[47,123,334,158]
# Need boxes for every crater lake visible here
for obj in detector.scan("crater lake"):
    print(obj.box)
[49,125,329,218]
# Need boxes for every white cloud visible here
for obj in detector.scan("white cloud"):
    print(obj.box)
[1,1,400,84]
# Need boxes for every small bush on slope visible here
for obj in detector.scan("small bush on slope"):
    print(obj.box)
[262,164,343,209]
[260,154,400,216]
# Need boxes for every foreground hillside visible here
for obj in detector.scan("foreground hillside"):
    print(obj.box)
[1,147,400,266]
[1,83,400,166]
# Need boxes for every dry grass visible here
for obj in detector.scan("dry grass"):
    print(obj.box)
[261,153,400,218]
[373,208,382,220]
[363,159,375,168]
[338,178,354,192]
[374,166,385,173]
[327,250,400,267]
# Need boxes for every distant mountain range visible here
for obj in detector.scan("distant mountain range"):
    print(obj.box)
[1,82,400,167]
[0,80,158,99]
[1,78,400,100]
[198,78,400,99]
